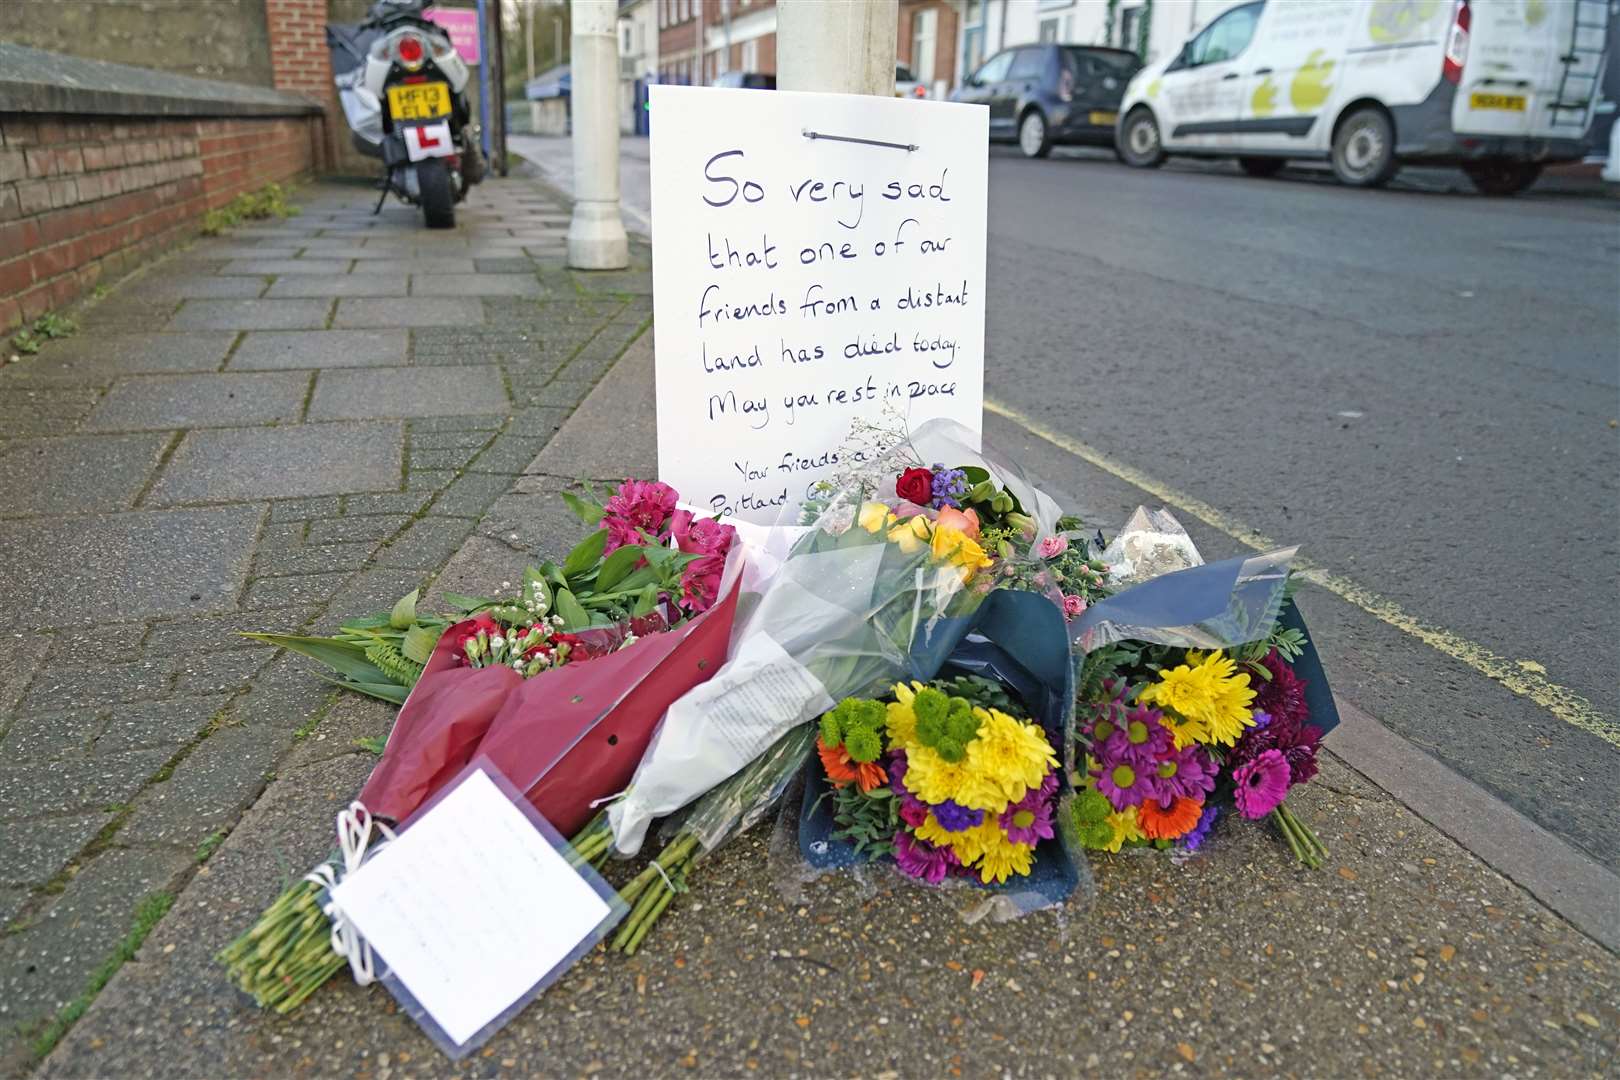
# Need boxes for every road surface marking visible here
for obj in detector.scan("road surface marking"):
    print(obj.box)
[986,397,1620,749]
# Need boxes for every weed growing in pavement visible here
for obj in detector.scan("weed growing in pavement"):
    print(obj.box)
[29,892,175,1061]
[10,311,78,356]
[200,181,300,236]
[194,831,226,864]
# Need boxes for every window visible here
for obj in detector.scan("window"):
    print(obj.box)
[1187,3,1262,66]
[1119,7,1141,53]
[1007,48,1046,81]
[910,9,937,84]
[741,37,757,70]
[972,50,1014,85]
[1039,18,1060,43]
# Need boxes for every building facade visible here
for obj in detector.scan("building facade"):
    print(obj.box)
[619,0,659,132]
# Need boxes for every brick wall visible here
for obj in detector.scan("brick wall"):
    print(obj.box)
[0,113,316,331]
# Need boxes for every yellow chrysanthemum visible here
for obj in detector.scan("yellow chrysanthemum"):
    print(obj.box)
[1139,651,1256,748]
[975,828,1035,885]
[1194,651,1257,746]
[1101,807,1144,853]
[963,707,1059,806]
[857,501,890,534]
[885,682,921,745]
[902,745,979,808]
[915,812,994,865]
[1159,709,1209,750]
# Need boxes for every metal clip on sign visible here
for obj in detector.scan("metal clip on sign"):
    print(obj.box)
[802,129,919,152]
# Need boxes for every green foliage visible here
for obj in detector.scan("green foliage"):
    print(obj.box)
[365,640,423,687]
[928,674,1018,714]
[195,830,226,864]
[560,489,606,526]
[354,735,388,755]
[389,588,419,629]
[10,311,78,355]
[200,181,297,236]
[829,783,900,859]
[1078,642,1143,703]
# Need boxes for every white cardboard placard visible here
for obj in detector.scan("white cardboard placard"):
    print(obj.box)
[650,85,988,523]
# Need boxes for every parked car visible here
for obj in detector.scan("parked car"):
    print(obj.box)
[1115,0,1610,195]
[951,43,1142,157]
[712,71,776,90]
[897,63,927,98]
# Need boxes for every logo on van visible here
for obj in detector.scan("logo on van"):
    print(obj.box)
[1367,0,1441,45]
[1252,75,1278,117]
[1290,51,1335,111]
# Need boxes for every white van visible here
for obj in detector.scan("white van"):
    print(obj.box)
[1115,0,1610,194]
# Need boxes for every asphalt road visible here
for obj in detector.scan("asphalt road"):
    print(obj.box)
[513,134,1620,870]
[979,148,1620,869]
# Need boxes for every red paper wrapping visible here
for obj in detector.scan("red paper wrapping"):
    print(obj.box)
[357,575,741,834]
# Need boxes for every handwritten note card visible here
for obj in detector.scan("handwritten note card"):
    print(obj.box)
[651,85,988,524]
[330,767,615,1052]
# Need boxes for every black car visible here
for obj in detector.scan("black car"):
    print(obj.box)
[952,44,1141,158]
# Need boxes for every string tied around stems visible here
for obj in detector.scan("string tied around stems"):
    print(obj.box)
[302,801,395,986]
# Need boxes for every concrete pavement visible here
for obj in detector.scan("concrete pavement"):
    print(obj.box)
[0,171,653,1075]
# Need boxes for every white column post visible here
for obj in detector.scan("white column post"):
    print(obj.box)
[568,0,629,269]
[776,0,899,96]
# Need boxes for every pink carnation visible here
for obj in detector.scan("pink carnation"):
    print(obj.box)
[1037,534,1069,559]
[603,479,678,534]
[1062,593,1088,620]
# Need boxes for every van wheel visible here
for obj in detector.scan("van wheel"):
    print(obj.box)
[1239,157,1287,177]
[1331,107,1398,187]
[1463,162,1542,196]
[1118,108,1165,168]
[1019,110,1052,158]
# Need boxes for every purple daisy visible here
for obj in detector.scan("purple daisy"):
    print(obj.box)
[888,749,930,822]
[893,830,959,885]
[1039,767,1060,798]
[999,787,1055,846]
[930,799,985,832]
[1232,749,1291,819]
[1102,702,1171,767]
[1180,803,1220,852]
[1092,756,1155,810]
[1152,743,1217,801]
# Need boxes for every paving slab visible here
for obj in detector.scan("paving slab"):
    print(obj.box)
[0,709,104,762]
[0,814,114,888]
[112,275,268,301]
[26,333,236,376]
[0,507,261,625]
[331,296,483,329]
[83,372,308,431]
[0,433,169,516]
[166,299,331,332]
[412,272,544,297]
[217,259,352,276]
[227,328,408,370]
[307,366,508,419]
[147,421,403,504]
[264,273,409,298]
[94,696,232,755]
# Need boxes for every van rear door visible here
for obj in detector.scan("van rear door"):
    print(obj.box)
[1457,0,1609,139]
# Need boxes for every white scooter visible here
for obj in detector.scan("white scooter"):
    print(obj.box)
[326,0,484,228]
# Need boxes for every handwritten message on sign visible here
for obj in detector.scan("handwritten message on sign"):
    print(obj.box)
[651,86,987,524]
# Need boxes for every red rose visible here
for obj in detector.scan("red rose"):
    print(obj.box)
[896,467,934,506]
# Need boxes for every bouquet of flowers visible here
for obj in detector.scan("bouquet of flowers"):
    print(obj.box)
[1066,515,1339,866]
[221,479,742,1012]
[815,676,1061,886]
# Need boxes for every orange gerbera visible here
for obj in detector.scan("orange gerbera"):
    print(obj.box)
[817,736,888,793]
[1137,795,1203,840]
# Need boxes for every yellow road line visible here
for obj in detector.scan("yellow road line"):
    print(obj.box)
[985,397,1620,748]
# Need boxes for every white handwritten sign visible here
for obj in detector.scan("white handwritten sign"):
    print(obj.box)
[650,85,988,524]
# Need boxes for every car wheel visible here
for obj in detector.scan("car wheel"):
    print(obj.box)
[1331,107,1398,188]
[1462,161,1542,196]
[1118,107,1165,168]
[1239,156,1287,177]
[1018,110,1052,159]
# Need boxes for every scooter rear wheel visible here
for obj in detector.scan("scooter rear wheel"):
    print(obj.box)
[418,159,455,229]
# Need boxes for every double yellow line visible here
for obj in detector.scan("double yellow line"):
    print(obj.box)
[986,398,1619,749]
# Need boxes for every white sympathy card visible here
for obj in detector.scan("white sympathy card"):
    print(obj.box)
[329,762,623,1056]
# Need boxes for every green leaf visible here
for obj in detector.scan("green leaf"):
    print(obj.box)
[389,588,419,629]
[560,491,606,526]
[561,529,609,579]
[310,672,409,705]
[440,592,491,614]
[354,735,389,755]
[401,623,442,664]
[244,633,389,684]
[554,588,590,630]
[522,567,552,616]
[595,545,646,592]
[630,584,660,616]
[961,466,991,484]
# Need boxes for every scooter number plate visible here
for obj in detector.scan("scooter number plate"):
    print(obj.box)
[387,83,452,122]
